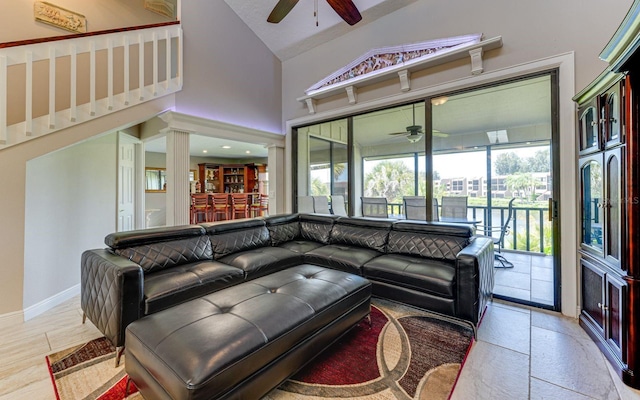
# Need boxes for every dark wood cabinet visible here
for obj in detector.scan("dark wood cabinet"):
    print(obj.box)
[198,163,258,194]
[573,5,640,386]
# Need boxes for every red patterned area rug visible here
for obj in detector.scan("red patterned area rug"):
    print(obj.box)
[46,299,474,400]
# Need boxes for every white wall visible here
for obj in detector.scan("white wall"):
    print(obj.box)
[24,134,117,311]
[175,0,283,134]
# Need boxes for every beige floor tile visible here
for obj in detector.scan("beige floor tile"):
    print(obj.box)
[530,377,601,400]
[531,326,619,400]
[477,303,531,355]
[450,341,530,400]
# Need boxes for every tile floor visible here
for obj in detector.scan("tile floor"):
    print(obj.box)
[493,251,555,306]
[1,296,639,399]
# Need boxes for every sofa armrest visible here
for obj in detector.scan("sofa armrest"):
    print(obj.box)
[81,249,144,348]
[455,236,494,324]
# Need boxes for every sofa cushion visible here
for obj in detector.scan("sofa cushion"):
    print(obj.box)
[363,254,456,298]
[330,217,392,252]
[203,219,271,260]
[114,235,212,273]
[265,214,301,246]
[218,247,302,279]
[143,261,244,314]
[278,240,325,254]
[387,222,472,261]
[299,214,339,244]
[305,244,382,275]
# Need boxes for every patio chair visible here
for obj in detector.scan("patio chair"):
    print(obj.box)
[331,195,348,216]
[361,197,388,218]
[478,198,516,268]
[298,196,315,213]
[403,196,426,221]
[312,196,331,214]
[440,196,468,219]
[433,198,440,221]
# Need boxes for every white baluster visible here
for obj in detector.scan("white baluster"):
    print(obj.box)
[165,29,171,92]
[139,33,144,101]
[70,44,77,122]
[108,38,113,110]
[0,55,7,144]
[153,32,158,96]
[25,51,32,135]
[48,47,56,129]
[90,41,96,116]
[124,36,130,105]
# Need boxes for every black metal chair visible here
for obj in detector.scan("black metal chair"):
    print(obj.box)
[479,198,516,268]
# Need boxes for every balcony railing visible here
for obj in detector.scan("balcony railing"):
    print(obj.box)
[388,202,551,254]
[0,21,182,150]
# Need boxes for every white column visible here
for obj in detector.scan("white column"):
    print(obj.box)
[166,129,191,226]
[267,144,285,215]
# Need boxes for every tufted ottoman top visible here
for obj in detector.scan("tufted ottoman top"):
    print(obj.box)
[125,264,371,400]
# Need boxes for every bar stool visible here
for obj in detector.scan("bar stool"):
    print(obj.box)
[211,193,231,221]
[190,193,212,223]
[251,194,269,217]
[231,193,250,219]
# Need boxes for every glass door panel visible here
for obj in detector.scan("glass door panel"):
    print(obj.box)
[580,156,604,254]
[431,74,555,307]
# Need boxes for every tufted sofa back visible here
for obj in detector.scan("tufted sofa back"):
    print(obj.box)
[387,222,473,262]
[105,225,211,273]
[265,213,301,246]
[203,218,271,260]
[299,214,340,244]
[330,217,393,252]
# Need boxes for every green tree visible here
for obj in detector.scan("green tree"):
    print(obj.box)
[523,149,550,173]
[495,152,523,175]
[506,173,536,200]
[364,161,414,203]
[310,177,329,196]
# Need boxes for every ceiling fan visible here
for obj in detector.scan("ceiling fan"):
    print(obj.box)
[267,0,362,26]
[388,104,449,143]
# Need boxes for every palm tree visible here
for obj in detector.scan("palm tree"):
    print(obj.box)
[364,161,414,203]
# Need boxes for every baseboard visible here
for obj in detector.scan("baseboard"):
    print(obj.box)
[23,284,81,321]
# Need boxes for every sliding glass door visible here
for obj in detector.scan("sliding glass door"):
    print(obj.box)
[293,72,559,309]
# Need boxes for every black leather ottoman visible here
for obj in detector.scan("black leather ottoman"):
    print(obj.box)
[124,264,371,400]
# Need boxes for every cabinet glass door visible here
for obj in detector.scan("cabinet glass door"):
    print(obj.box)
[604,82,623,147]
[581,156,604,252]
[579,104,599,153]
[604,148,623,268]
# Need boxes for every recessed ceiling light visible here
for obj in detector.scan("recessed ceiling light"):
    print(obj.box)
[221,145,231,149]
[246,150,251,154]
[202,150,208,153]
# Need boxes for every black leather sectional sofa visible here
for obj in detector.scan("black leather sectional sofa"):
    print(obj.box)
[81,213,494,360]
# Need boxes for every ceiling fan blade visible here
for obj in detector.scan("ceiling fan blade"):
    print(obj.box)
[267,0,300,23]
[325,0,362,25]
[433,130,449,138]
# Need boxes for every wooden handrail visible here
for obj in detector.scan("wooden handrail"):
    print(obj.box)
[0,20,180,49]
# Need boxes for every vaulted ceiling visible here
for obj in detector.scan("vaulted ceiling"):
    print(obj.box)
[223,0,419,61]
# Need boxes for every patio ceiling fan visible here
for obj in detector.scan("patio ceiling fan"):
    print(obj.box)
[267,0,362,26]
[388,104,450,143]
